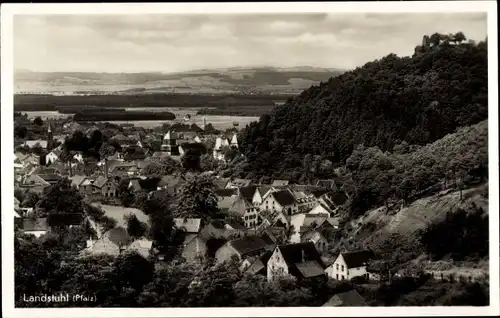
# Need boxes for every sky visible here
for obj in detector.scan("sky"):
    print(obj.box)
[14,13,487,73]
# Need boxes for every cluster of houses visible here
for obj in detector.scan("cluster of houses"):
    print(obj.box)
[13,121,384,306]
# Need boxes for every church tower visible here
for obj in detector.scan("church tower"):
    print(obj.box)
[161,130,180,156]
[47,121,54,151]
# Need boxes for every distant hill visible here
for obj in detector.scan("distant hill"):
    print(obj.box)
[14,66,346,95]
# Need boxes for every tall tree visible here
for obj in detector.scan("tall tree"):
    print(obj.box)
[174,175,219,221]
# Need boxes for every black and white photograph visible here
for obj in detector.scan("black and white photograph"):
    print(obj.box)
[1,2,498,317]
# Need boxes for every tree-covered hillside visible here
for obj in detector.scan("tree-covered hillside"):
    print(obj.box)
[239,33,488,179]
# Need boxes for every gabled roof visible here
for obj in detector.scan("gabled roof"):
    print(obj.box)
[22,218,48,232]
[218,196,238,214]
[38,174,61,184]
[316,179,338,190]
[229,197,254,217]
[213,178,230,189]
[174,218,202,233]
[295,260,326,278]
[277,242,324,268]
[302,230,326,244]
[340,250,376,268]
[93,176,109,188]
[322,290,368,307]
[48,149,62,157]
[271,190,296,206]
[245,250,273,275]
[215,188,237,197]
[256,185,272,197]
[229,178,252,188]
[127,239,153,259]
[70,175,87,188]
[229,235,271,256]
[239,185,257,202]
[129,179,142,192]
[22,174,51,187]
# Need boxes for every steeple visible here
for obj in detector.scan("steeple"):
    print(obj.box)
[47,121,53,150]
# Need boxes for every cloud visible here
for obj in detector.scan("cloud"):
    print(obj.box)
[13,12,487,72]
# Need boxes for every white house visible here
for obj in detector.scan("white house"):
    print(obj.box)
[259,189,298,216]
[252,186,272,206]
[45,149,61,165]
[325,250,375,281]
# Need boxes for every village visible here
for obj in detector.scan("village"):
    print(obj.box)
[13,116,390,306]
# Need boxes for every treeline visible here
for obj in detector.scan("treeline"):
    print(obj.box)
[14,93,290,111]
[56,106,126,114]
[239,33,487,177]
[73,111,176,122]
[196,106,274,117]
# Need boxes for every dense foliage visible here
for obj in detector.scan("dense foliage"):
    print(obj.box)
[239,34,487,182]
[420,203,488,261]
[73,111,176,122]
[14,93,289,111]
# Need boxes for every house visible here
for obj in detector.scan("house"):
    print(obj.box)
[157,174,184,194]
[18,175,51,195]
[38,174,61,185]
[290,213,339,244]
[366,260,388,281]
[325,250,376,281]
[226,178,253,189]
[213,136,231,161]
[217,196,238,214]
[271,180,289,187]
[260,189,298,216]
[242,250,273,275]
[20,218,49,238]
[70,175,88,189]
[316,179,339,191]
[291,190,318,212]
[215,235,274,264]
[227,190,260,228]
[301,230,329,254]
[127,239,154,259]
[267,242,326,282]
[322,290,368,307]
[108,161,138,177]
[82,227,132,257]
[257,209,290,230]
[213,177,230,189]
[215,188,237,198]
[128,177,161,193]
[93,176,117,198]
[45,149,62,164]
[252,185,272,206]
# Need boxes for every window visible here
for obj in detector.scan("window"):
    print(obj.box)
[336,264,339,270]
[341,275,345,280]
[336,274,338,279]
[341,265,344,272]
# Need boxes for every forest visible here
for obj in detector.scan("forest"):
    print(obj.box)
[239,33,487,176]
[13,93,288,112]
[72,110,176,122]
